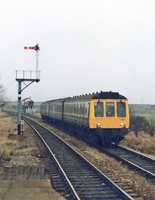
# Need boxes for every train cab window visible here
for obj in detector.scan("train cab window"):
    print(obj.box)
[117,102,126,117]
[94,102,104,117]
[106,102,115,117]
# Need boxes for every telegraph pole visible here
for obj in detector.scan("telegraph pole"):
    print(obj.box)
[16,44,40,135]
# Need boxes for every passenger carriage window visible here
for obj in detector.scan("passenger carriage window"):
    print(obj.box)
[81,103,84,115]
[75,104,78,114]
[94,102,104,117]
[77,103,80,114]
[117,102,126,117]
[88,103,90,117]
[84,104,87,115]
[106,102,115,117]
[72,104,74,114]
[74,104,76,114]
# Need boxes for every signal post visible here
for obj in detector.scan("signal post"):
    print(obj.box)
[16,44,40,135]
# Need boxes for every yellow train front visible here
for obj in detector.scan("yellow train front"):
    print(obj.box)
[40,91,129,146]
[89,92,129,146]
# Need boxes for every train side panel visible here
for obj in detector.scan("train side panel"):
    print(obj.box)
[48,99,64,121]
[40,101,49,120]
[63,98,91,127]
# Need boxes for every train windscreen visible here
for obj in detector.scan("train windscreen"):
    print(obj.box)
[117,102,126,117]
[95,102,104,117]
[106,102,115,117]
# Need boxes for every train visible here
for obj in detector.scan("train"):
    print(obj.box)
[40,91,129,146]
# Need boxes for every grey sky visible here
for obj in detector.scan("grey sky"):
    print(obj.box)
[0,0,155,104]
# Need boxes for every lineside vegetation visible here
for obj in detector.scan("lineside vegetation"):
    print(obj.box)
[121,132,155,156]
[0,112,17,160]
[121,114,155,156]
[0,82,8,108]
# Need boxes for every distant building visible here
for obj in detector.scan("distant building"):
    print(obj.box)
[23,98,34,113]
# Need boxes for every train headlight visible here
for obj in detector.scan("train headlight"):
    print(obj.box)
[120,123,124,126]
[97,123,101,128]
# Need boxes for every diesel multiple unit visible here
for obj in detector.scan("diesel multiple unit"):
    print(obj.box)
[40,91,129,146]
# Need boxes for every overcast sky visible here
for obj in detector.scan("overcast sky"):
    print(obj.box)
[0,0,155,104]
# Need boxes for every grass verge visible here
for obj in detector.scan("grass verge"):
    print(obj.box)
[0,112,18,160]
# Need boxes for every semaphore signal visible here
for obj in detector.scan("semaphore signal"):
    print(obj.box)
[24,46,36,50]
[24,44,40,51]
[24,44,40,79]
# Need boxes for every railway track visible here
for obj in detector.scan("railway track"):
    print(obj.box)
[6,112,155,184]
[33,115,155,181]
[34,115,155,184]
[24,117,135,200]
[102,144,155,183]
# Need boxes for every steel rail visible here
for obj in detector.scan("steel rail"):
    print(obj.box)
[26,119,81,200]
[25,117,134,200]
[118,144,155,162]
[102,144,155,181]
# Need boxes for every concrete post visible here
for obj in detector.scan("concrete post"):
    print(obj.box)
[17,81,22,135]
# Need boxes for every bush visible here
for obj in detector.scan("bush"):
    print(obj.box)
[130,115,149,137]
[121,132,155,155]
[146,115,155,137]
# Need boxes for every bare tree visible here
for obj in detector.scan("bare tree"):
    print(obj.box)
[146,115,155,137]
[130,115,149,137]
[0,83,8,108]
